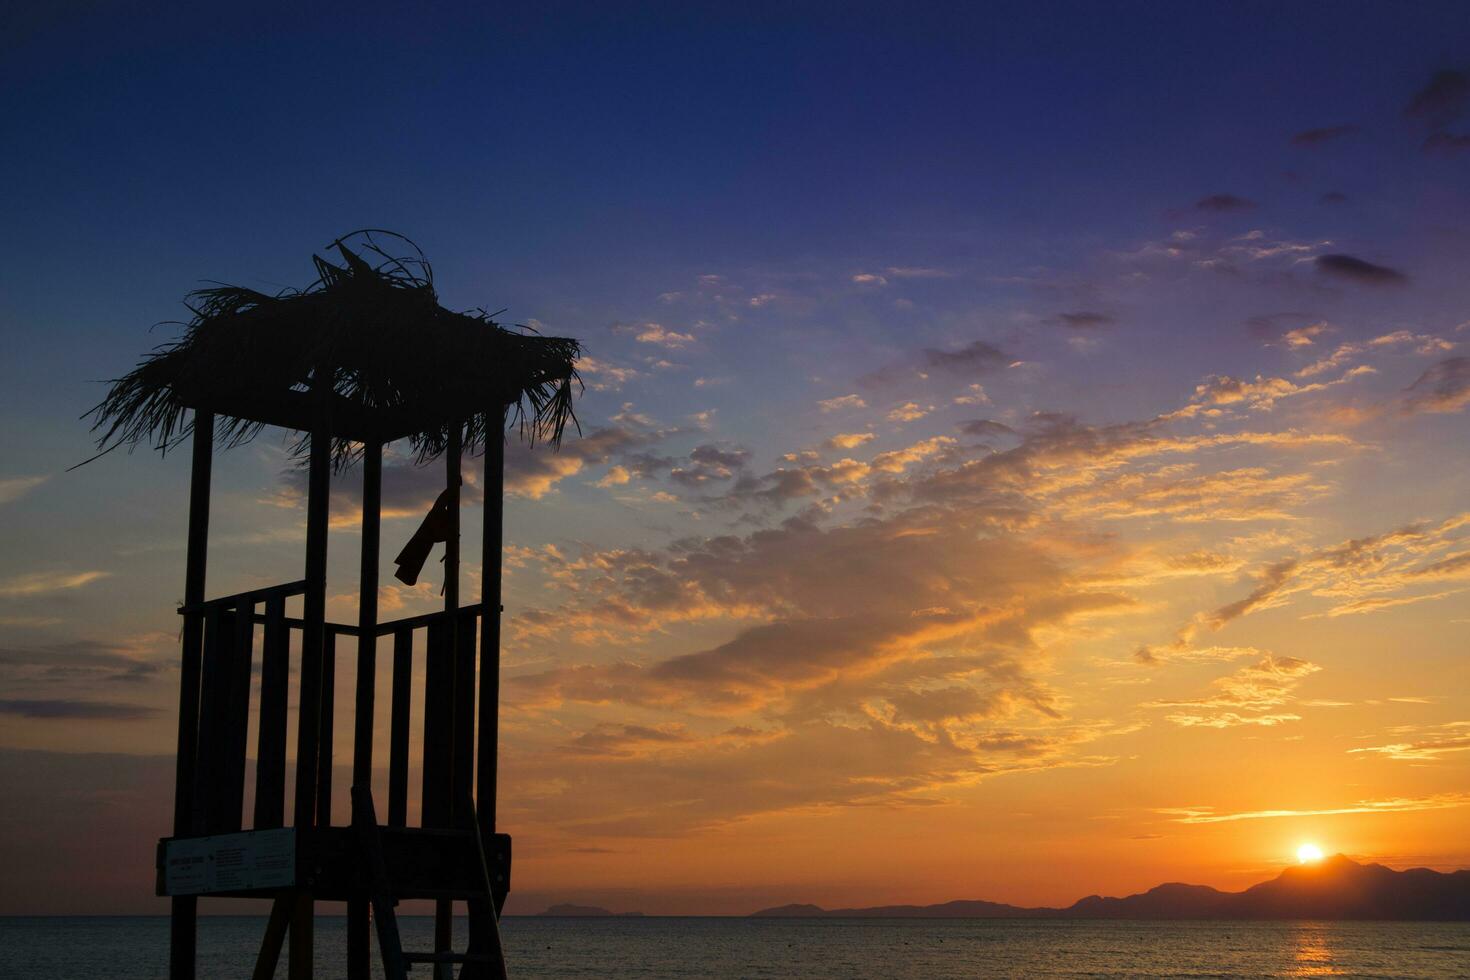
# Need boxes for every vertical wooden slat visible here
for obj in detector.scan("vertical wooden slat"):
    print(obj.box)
[421,617,452,829]
[220,601,253,832]
[208,610,239,833]
[192,607,225,833]
[293,392,332,831]
[388,626,412,828]
[254,595,289,829]
[171,410,212,980]
[316,627,337,828]
[452,609,476,815]
[478,409,505,842]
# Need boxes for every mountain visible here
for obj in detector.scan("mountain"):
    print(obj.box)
[536,904,645,917]
[751,856,1470,920]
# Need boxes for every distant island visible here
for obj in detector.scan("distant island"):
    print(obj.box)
[536,904,646,917]
[752,856,1470,921]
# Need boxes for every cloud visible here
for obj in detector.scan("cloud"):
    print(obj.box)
[484,349,1460,839]
[953,384,989,406]
[0,475,48,506]
[857,342,1011,393]
[614,322,695,348]
[0,570,110,599]
[562,723,696,758]
[669,443,750,486]
[0,639,164,684]
[909,412,1354,514]
[886,266,955,279]
[1245,313,1321,346]
[819,394,867,412]
[1159,793,1470,824]
[1348,723,1470,762]
[957,419,1015,439]
[508,492,1120,719]
[1052,312,1116,330]
[0,699,160,720]
[1320,191,1349,205]
[1422,131,1470,154]
[1195,194,1256,212]
[596,465,631,488]
[1279,322,1330,348]
[506,423,668,499]
[870,436,957,474]
[1404,357,1470,414]
[824,432,876,451]
[578,356,641,391]
[1314,253,1408,286]
[1291,124,1359,147]
[887,402,932,423]
[851,273,887,286]
[1316,588,1465,618]
[1188,365,1373,412]
[1404,69,1469,129]
[923,340,1008,376]
[1147,512,1470,648]
[1147,654,1320,728]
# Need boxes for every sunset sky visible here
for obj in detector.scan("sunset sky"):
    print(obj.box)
[2,3,1468,915]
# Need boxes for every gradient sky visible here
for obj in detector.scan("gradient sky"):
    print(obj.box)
[2,2,1469,915]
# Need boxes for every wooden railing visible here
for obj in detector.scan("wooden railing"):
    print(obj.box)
[177,583,484,837]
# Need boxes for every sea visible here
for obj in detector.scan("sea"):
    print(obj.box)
[2,916,1468,978]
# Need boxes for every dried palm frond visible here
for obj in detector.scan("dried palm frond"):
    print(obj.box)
[85,230,581,469]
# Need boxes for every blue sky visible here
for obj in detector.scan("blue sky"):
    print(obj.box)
[2,1,1469,914]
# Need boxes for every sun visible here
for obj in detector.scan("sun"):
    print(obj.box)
[1297,842,1325,864]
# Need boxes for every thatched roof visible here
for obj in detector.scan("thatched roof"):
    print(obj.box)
[86,231,581,468]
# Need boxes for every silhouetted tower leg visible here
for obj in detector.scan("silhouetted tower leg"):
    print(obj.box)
[434,428,462,980]
[463,407,510,979]
[170,411,213,980]
[479,407,505,864]
[348,438,383,979]
[290,380,333,979]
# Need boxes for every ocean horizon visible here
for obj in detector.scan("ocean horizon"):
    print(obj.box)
[5,915,1468,978]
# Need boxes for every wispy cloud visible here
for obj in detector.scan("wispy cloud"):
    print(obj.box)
[0,570,110,599]
[1315,253,1408,286]
[0,699,160,721]
[819,394,867,412]
[0,475,48,506]
[1159,793,1470,824]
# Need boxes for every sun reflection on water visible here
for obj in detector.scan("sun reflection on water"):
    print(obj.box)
[1290,925,1343,978]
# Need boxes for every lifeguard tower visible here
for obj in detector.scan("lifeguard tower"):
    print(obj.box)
[88,232,581,979]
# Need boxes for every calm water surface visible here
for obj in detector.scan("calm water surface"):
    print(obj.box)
[2,916,1467,978]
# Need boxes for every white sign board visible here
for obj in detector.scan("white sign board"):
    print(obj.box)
[163,829,296,895]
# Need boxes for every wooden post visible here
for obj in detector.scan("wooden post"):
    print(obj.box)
[348,438,382,980]
[294,410,331,826]
[478,407,505,842]
[288,890,314,980]
[252,891,294,980]
[290,376,332,979]
[170,410,212,980]
[435,425,462,979]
